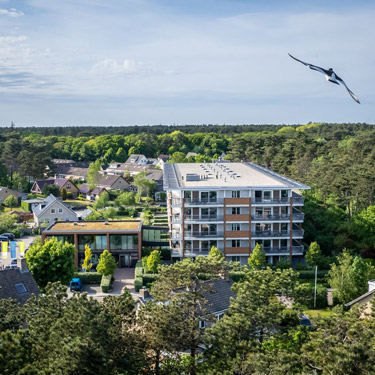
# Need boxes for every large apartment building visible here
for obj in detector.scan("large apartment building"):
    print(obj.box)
[163,162,310,265]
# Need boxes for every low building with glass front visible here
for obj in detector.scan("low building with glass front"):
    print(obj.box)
[42,221,142,268]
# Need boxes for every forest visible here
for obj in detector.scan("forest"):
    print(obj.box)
[1,122,375,258]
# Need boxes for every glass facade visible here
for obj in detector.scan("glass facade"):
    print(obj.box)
[143,228,169,243]
[78,235,107,251]
[46,235,74,244]
[110,234,138,250]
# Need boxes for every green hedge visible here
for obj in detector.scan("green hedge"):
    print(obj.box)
[101,275,112,293]
[297,270,329,280]
[229,271,246,282]
[134,277,143,292]
[142,273,157,286]
[75,272,102,284]
[294,282,328,309]
[21,201,30,212]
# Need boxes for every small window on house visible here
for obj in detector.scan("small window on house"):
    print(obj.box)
[58,208,63,213]
[15,283,27,294]
[199,320,206,329]
[67,184,71,188]
[231,207,240,215]
[231,256,241,262]
[232,240,240,248]
[231,223,240,231]
[232,191,240,198]
[51,209,55,214]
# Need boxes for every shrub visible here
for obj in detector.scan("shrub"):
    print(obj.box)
[147,250,161,273]
[135,266,143,278]
[97,250,117,276]
[297,270,329,280]
[134,277,143,292]
[75,272,102,284]
[229,271,246,282]
[21,201,30,212]
[294,282,328,309]
[142,273,157,286]
[101,275,112,293]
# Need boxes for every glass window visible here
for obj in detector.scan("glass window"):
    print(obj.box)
[209,208,217,218]
[184,191,192,199]
[78,235,107,251]
[231,207,240,215]
[232,191,240,198]
[281,223,288,231]
[281,190,288,198]
[201,208,208,218]
[232,240,240,248]
[209,191,217,202]
[51,209,55,214]
[231,256,241,262]
[58,208,63,213]
[15,283,27,294]
[255,207,263,217]
[201,192,208,201]
[231,223,240,231]
[110,235,138,250]
[263,191,271,201]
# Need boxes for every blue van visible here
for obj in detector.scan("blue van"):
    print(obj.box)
[70,278,82,292]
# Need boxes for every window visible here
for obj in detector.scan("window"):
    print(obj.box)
[184,191,192,200]
[110,235,139,250]
[232,191,240,198]
[263,191,271,201]
[201,192,208,201]
[231,256,241,262]
[78,235,107,251]
[231,223,240,231]
[281,223,288,231]
[231,207,240,215]
[209,191,217,202]
[58,208,63,213]
[199,320,206,329]
[51,209,55,214]
[15,283,27,294]
[232,240,240,248]
[67,183,71,188]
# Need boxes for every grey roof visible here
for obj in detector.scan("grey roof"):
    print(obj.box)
[53,178,70,188]
[345,289,375,307]
[52,159,75,164]
[55,165,89,178]
[126,154,147,164]
[98,175,127,187]
[0,187,27,198]
[32,179,55,191]
[32,194,77,218]
[163,162,310,190]
[0,266,40,304]
[203,279,235,314]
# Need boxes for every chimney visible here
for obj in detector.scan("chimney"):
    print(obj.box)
[368,280,375,292]
[140,287,150,299]
[104,220,109,225]
[17,258,29,273]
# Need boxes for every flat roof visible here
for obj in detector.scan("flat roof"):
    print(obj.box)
[163,162,310,190]
[44,220,142,233]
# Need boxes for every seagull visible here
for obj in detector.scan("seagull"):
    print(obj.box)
[288,53,360,104]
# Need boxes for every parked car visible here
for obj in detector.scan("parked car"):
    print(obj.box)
[70,278,82,292]
[0,235,10,242]
[1,233,15,241]
[299,314,313,327]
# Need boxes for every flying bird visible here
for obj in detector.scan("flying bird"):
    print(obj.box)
[288,53,360,104]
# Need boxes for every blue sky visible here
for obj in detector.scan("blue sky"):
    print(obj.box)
[0,0,374,126]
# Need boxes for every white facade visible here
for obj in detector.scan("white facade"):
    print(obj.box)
[164,162,310,265]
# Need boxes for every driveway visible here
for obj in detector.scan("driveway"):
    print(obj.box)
[0,235,37,268]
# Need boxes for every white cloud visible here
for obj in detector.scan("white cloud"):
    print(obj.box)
[0,8,24,17]
[0,36,28,43]
[90,58,147,75]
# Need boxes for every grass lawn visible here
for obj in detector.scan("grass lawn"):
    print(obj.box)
[64,199,93,208]
[304,309,332,318]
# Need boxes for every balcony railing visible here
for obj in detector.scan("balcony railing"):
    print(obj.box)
[171,248,210,257]
[252,213,305,221]
[253,230,304,238]
[183,215,224,222]
[263,245,304,254]
[171,231,224,239]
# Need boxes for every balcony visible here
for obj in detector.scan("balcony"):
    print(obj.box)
[226,230,249,238]
[224,197,250,205]
[184,215,224,222]
[171,198,224,206]
[252,229,304,238]
[171,247,210,257]
[226,247,250,255]
[252,213,305,221]
[262,245,304,254]
[171,231,224,239]
[225,214,249,221]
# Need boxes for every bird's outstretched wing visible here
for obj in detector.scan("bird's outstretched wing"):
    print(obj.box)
[336,77,360,104]
[288,53,330,75]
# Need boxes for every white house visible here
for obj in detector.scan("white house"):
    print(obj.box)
[126,154,148,165]
[32,194,78,226]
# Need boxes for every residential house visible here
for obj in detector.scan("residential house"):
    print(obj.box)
[186,152,198,159]
[345,280,375,316]
[126,154,148,165]
[138,279,235,328]
[31,178,79,198]
[0,258,40,304]
[0,187,27,204]
[32,194,78,226]
[164,162,309,266]
[105,163,153,176]
[79,184,109,201]
[156,154,169,169]
[52,159,90,181]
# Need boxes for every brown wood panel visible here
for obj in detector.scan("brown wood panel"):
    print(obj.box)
[226,214,249,221]
[226,231,249,238]
[225,197,250,205]
[226,247,250,255]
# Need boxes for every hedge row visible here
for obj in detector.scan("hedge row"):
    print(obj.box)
[297,270,329,280]
[229,271,246,282]
[134,277,143,292]
[142,273,157,285]
[75,272,102,284]
[101,275,113,293]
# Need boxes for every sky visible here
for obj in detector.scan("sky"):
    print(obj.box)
[0,0,374,126]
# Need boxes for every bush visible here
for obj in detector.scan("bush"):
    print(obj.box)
[21,201,30,212]
[134,277,143,292]
[66,192,73,199]
[100,275,113,293]
[297,270,329,280]
[135,266,143,278]
[75,272,102,284]
[294,282,328,309]
[142,273,157,286]
[229,271,246,282]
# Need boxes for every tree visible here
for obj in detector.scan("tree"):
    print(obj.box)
[168,151,187,163]
[102,206,117,219]
[61,187,67,200]
[87,159,102,189]
[82,245,92,272]
[4,195,18,210]
[327,250,375,304]
[97,250,117,276]
[248,243,266,270]
[305,241,323,267]
[208,246,224,261]
[115,191,135,207]
[93,191,109,210]
[0,213,17,235]
[42,184,60,197]
[26,237,76,289]
[147,250,161,273]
